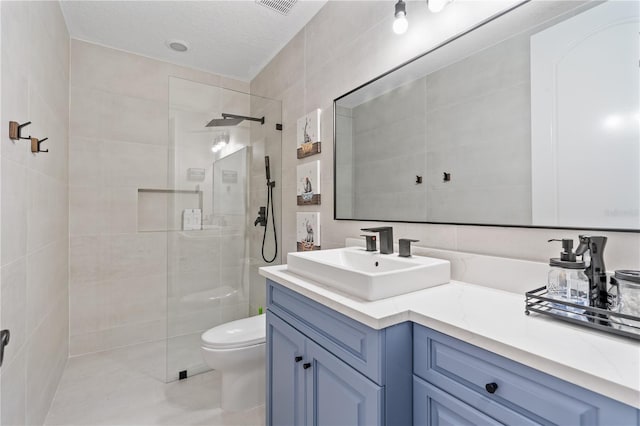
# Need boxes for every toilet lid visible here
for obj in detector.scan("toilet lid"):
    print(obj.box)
[201,314,266,349]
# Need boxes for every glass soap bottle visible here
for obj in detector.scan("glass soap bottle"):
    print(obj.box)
[547,239,589,319]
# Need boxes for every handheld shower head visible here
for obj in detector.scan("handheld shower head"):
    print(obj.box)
[259,155,277,263]
[265,156,271,181]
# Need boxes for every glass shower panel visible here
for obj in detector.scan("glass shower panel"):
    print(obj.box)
[166,77,281,382]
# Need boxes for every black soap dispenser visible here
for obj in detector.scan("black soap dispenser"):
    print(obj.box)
[575,235,609,309]
[547,239,589,317]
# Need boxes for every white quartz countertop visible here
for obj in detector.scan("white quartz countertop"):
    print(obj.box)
[260,264,640,408]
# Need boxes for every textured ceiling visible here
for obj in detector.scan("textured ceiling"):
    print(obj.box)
[60,0,327,81]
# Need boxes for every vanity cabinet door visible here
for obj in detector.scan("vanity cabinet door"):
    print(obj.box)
[267,311,306,426]
[306,340,383,426]
[268,310,383,426]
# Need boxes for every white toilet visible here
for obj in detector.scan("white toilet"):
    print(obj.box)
[200,313,266,411]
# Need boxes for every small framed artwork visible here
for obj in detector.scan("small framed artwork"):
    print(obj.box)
[297,161,321,205]
[297,212,321,251]
[297,109,321,159]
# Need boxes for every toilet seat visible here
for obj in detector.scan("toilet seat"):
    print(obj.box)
[201,313,266,350]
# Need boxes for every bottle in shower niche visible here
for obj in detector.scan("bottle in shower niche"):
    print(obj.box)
[183,209,195,230]
[192,209,202,230]
[547,239,589,319]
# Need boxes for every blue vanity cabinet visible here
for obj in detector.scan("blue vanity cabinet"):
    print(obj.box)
[267,279,639,426]
[266,280,413,426]
[413,325,639,426]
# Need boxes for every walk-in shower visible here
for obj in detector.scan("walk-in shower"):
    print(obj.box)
[164,77,282,381]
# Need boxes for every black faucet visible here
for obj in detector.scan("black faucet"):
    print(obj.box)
[360,227,393,254]
[361,234,377,252]
[399,239,419,257]
[254,207,267,227]
[575,235,608,309]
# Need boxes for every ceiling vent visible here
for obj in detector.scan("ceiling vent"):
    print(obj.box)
[255,0,297,16]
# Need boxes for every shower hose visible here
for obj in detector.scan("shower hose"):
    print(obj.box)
[262,181,278,263]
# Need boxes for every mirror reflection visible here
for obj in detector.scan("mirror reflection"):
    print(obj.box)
[334,1,639,230]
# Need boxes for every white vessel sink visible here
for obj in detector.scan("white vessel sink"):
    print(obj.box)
[287,247,450,301]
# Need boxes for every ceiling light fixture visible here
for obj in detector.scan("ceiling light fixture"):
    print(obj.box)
[167,40,189,52]
[393,0,408,35]
[393,0,454,35]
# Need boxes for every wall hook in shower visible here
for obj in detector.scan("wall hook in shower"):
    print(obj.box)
[9,121,32,141]
[0,329,9,368]
[31,137,48,153]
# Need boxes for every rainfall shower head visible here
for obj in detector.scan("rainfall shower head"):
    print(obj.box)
[206,113,265,127]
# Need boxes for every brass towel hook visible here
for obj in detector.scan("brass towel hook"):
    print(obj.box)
[9,121,31,141]
[31,137,48,153]
[9,121,49,153]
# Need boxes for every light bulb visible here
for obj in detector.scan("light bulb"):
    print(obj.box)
[393,14,408,34]
[393,0,408,35]
[212,142,224,153]
[428,0,449,13]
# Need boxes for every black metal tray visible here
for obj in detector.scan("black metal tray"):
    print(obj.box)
[525,286,640,341]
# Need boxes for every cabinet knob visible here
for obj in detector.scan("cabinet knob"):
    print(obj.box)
[485,382,499,394]
[303,362,312,370]
[294,356,303,363]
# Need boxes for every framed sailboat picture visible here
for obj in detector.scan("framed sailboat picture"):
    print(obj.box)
[296,109,321,159]
[297,161,321,205]
[296,212,321,251]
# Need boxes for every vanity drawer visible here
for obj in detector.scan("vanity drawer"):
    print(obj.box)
[266,280,383,383]
[414,375,538,426]
[414,325,638,425]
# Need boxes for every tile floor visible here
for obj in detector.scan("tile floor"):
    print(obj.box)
[44,341,265,426]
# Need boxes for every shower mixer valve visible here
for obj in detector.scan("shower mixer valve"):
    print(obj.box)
[254,207,267,227]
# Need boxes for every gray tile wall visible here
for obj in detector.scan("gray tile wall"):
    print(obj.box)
[425,33,531,224]
[0,2,70,424]
[348,33,531,224]
[248,95,282,315]
[335,106,354,218]
[352,78,428,221]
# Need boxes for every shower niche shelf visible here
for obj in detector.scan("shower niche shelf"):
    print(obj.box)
[137,188,203,232]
